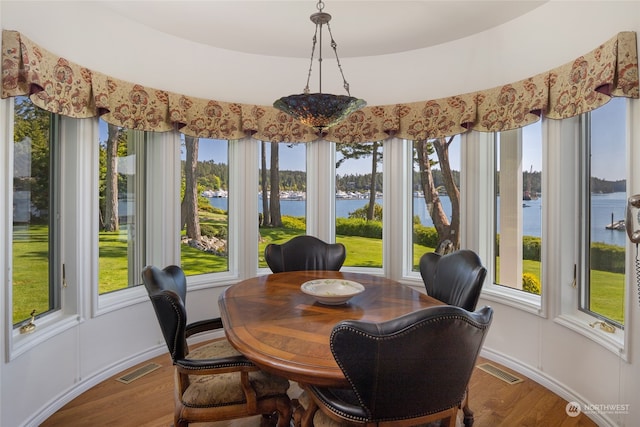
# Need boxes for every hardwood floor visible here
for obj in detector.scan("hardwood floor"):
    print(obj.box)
[41,348,597,427]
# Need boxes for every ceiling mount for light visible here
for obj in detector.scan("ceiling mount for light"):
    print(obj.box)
[273,0,366,132]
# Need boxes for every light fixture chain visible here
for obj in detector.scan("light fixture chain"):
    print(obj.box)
[318,21,323,94]
[305,25,320,94]
[326,22,351,96]
[273,0,366,131]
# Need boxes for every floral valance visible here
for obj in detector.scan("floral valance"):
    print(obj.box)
[2,30,638,143]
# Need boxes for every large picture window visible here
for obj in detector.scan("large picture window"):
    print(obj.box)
[180,137,230,276]
[258,142,307,268]
[12,97,59,326]
[580,98,627,327]
[493,122,543,296]
[98,120,146,294]
[412,136,461,269]
[336,141,383,268]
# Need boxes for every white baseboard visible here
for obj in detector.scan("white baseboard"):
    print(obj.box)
[480,348,615,427]
[23,329,225,427]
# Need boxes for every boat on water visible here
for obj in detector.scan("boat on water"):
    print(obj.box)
[606,219,625,231]
[201,189,228,198]
[280,191,305,200]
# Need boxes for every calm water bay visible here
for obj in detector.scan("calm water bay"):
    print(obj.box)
[591,192,627,246]
[209,192,627,247]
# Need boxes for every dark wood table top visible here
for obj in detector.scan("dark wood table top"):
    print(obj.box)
[219,270,442,387]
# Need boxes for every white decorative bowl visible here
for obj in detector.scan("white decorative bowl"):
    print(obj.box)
[301,279,365,305]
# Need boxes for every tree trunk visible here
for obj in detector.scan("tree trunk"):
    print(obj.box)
[182,136,201,240]
[432,137,460,249]
[269,142,282,227]
[103,124,121,232]
[367,141,379,221]
[261,141,270,226]
[416,139,458,249]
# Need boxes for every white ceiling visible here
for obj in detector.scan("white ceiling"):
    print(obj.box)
[99,1,547,59]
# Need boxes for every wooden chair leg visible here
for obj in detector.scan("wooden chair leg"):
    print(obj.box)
[291,399,303,427]
[275,396,293,427]
[462,386,474,427]
[444,408,459,427]
[300,398,318,427]
[260,413,276,427]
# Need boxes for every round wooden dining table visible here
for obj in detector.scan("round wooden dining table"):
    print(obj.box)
[218,270,442,388]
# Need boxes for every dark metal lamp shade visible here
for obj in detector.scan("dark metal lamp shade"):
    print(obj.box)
[273,93,366,130]
[273,1,366,132]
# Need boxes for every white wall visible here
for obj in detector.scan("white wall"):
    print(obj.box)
[1,1,640,426]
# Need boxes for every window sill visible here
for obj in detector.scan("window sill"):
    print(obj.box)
[187,270,240,291]
[96,285,149,316]
[10,312,80,361]
[341,266,385,276]
[480,285,543,316]
[96,271,241,317]
[554,313,626,360]
[401,276,544,317]
[399,275,426,290]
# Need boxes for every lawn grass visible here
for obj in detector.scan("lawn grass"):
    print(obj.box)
[337,236,384,268]
[590,269,625,324]
[181,209,229,276]
[12,224,49,322]
[12,222,626,325]
[259,229,432,269]
[494,257,624,324]
[181,245,229,275]
[98,230,129,293]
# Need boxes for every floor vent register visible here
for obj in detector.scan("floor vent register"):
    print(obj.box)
[116,363,161,384]
[476,362,523,385]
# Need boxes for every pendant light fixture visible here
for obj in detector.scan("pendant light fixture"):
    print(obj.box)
[273,0,366,132]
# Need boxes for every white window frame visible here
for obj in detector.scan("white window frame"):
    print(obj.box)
[173,136,241,286]
[5,111,89,361]
[551,108,628,358]
[310,137,389,276]
[462,114,627,357]
[460,129,544,315]
[95,130,174,315]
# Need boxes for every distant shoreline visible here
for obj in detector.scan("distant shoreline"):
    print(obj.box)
[208,192,628,247]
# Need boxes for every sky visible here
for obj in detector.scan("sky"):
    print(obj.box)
[590,97,626,181]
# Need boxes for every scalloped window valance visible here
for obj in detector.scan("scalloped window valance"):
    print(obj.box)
[1,30,638,143]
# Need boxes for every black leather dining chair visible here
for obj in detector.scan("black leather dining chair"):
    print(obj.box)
[419,249,487,312]
[141,265,292,427]
[418,249,487,426]
[264,235,346,273]
[298,305,494,427]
